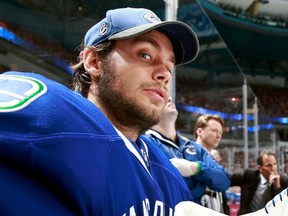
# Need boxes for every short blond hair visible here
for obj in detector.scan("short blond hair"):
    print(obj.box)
[193,114,225,139]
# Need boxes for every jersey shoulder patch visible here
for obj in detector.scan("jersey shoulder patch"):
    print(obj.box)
[0,74,47,112]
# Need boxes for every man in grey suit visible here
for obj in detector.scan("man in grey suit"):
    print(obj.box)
[230,150,288,215]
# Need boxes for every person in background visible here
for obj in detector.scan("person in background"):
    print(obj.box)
[211,149,221,164]
[0,7,200,215]
[193,114,230,214]
[210,149,230,215]
[231,149,288,215]
[194,114,224,153]
[143,97,230,208]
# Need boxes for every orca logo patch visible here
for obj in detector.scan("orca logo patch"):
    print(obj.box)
[0,75,47,112]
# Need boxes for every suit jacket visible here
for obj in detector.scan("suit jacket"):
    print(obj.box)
[230,169,288,215]
[222,191,230,215]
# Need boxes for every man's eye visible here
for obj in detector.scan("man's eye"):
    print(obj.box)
[141,53,151,60]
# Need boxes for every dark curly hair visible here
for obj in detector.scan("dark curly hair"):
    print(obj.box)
[71,41,115,97]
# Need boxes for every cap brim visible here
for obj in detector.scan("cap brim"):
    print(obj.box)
[109,21,199,65]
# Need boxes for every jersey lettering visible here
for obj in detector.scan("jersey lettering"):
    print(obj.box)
[143,198,150,216]
[123,199,167,216]
[153,200,164,216]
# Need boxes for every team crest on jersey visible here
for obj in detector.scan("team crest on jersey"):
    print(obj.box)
[184,145,197,155]
[0,74,47,112]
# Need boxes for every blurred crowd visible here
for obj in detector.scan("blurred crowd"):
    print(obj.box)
[218,1,288,28]
[0,21,76,63]
[252,84,288,117]
[176,76,288,118]
[1,20,288,119]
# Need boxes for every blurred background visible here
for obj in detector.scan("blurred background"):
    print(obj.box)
[1,0,288,176]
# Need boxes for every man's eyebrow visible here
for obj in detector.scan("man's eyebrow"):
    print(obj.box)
[134,36,176,64]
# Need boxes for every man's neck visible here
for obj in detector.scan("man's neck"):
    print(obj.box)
[152,124,177,142]
[118,127,140,141]
[196,139,212,153]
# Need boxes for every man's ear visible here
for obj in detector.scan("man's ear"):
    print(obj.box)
[82,48,102,77]
[196,128,202,137]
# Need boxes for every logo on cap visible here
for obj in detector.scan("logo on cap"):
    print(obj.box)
[99,22,109,36]
[0,75,47,112]
[143,12,161,23]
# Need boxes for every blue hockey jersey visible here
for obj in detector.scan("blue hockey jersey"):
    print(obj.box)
[0,72,192,215]
[143,129,230,204]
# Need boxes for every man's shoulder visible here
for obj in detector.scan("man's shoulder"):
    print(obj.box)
[244,168,258,175]
[0,71,115,136]
[280,174,288,185]
[181,139,207,153]
[0,71,80,111]
[242,169,260,182]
